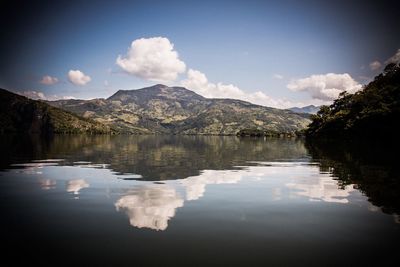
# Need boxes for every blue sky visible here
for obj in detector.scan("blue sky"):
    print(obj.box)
[1,0,399,108]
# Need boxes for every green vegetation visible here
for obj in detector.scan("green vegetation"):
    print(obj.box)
[0,89,116,134]
[49,84,311,135]
[236,128,296,137]
[306,63,400,139]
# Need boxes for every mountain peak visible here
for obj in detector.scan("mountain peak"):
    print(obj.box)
[137,84,169,91]
[107,84,206,102]
[47,84,311,135]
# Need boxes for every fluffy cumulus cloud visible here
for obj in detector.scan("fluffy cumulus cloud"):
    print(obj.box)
[21,90,75,101]
[40,75,58,85]
[68,70,91,85]
[116,37,186,82]
[287,73,362,101]
[369,61,382,71]
[273,74,284,79]
[181,69,308,108]
[385,48,400,64]
[22,90,47,100]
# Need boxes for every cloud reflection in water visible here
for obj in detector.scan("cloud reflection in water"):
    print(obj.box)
[39,178,57,190]
[182,170,242,201]
[115,170,243,231]
[114,164,360,231]
[286,175,355,203]
[115,185,184,231]
[66,179,90,195]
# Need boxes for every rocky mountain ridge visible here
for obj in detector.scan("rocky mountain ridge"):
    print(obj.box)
[0,89,114,134]
[48,84,310,135]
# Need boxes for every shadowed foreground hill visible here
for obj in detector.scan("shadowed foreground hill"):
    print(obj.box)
[0,89,114,134]
[306,63,400,139]
[49,84,310,135]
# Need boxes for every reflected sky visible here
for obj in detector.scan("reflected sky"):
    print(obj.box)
[66,179,90,195]
[38,178,56,190]
[1,136,395,231]
[182,170,243,201]
[113,163,360,230]
[115,185,184,231]
[3,156,368,231]
[0,135,398,265]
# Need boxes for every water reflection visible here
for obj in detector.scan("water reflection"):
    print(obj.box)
[39,178,56,190]
[66,179,89,195]
[1,134,308,180]
[286,175,355,203]
[1,135,399,265]
[182,170,242,201]
[1,134,399,231]
[115,185,184,231]
[114,170,243,230]
[306,139,400,215]
[113,163,363,230]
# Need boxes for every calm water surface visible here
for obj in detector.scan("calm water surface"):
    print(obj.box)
[0,135,398,266]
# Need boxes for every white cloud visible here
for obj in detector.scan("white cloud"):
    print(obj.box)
[68,70,91,85]
[40,75,58,85]
[21,90,75,101]
[385,48,400,64]
[369,61,382,71]
[22,90,46,100]
[273,74,284,79]
[114,36,326,108]
[287,73,362,101]
[116,37,186,82]
[181,69,314,108]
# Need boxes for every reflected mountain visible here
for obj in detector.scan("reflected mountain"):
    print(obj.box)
[1,134,309,180]
[2,134,398,229]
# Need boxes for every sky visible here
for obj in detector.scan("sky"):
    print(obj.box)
[1,0,399,108]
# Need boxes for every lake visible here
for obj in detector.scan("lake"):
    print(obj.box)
[0,135,398,266]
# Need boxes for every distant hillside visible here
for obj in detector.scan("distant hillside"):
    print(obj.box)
[0,89,115,134]
[49,84,310,135]
[289,105,320,114]
[306,63,400,139]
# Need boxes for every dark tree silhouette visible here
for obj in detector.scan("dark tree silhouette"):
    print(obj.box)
[306,63,400,140]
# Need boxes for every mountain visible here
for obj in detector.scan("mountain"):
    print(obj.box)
[0,89,115,134]
[289,105,320,114]
[306,63,400,139]
[49,84,311,135]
